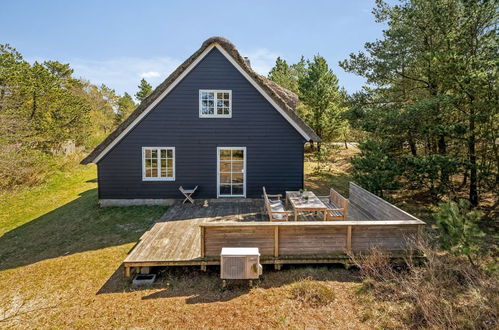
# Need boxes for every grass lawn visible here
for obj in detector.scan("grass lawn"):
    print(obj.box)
[0,149,377,328]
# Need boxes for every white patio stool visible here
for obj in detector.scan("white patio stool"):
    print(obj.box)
[179,186,198,204]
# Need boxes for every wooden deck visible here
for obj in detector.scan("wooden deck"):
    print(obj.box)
[125,198,369,267]
[123,184,425,276]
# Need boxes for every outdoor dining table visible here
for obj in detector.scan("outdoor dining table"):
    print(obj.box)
[285,191,327,221]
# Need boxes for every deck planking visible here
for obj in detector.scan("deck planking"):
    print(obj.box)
[124,198,375,265]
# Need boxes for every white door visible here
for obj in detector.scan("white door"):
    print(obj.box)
[217,147,246,197]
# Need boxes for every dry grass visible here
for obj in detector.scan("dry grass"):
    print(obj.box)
[351,242,499,329]
[0,164,369,329]
[288,279,336,307]
[304,144,359,196]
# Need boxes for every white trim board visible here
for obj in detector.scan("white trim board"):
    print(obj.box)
[91,43,310,163]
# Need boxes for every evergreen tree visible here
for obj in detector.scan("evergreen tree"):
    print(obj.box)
[298,55,344,149]
[135,78,153,103]
[340,0,498,206]
[115,92,136,125]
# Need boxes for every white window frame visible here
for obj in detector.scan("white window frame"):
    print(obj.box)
[199,90,232,118]
[217,147,246,198]
[142,147,176,181]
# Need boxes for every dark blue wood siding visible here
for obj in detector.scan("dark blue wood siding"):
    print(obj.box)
[98,48,305,199]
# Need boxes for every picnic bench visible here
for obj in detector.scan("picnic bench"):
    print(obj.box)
[263,187,291,221]
[318,188,349,220]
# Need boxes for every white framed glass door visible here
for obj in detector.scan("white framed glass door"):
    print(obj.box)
[217,147,246,197]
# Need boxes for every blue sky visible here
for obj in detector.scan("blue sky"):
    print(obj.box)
[1,0,387,97]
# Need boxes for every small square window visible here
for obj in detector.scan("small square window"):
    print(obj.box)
[199,90,231,118]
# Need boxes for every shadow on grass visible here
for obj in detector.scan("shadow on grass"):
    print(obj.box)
[98,264,360,304]
[0,188,167,271]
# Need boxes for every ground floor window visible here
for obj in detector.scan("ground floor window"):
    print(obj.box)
[142,147,175,181]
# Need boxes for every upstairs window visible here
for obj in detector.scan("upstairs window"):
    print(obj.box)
[142,147,175,181]
[199,90,231,118]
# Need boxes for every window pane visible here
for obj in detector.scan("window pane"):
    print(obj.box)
[167,168,173,177]
[223,108,230,115]
[232,184,243,195]
[167,149,173,158]
[220,184,231,195]
[151,158,158,168]
[232,161,244,172]
[151,168,158,177]
[232,173,243,184]
[161,167,167,177]
[167,158,173,169]
[220,150,231,160]
[232,149,244,160]
[145,149,151,158]
[161,159,166,169]
[219,161,231,172]
[145,159,152,168]
[220,172,231,183]
[145,169,152,177]
[161,149,167,158]
[151,150,157,158]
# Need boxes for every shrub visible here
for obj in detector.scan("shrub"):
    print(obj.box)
[351,242,498,329]
[435,199,485,265]
[0,144,56,190]
[351,141,401,197]
[289,279,335,307]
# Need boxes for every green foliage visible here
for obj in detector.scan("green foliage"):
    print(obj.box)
[0,44,132,190]
[351,141,401,197]
[135,78,153,103]
[340,0,498,206]
[114,92,136,125]
[267,56,307,94]
[435,200,485,263]
[299,55,347,144]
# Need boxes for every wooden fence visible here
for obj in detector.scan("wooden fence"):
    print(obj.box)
[200,220,424,259]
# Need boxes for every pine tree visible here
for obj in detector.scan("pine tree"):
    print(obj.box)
[298,55,344,149]
[115,92,136,125]
[135,78,153,103]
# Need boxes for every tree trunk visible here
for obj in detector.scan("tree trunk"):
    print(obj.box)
[468,114,478,207]
[408,132,417,156]
[438,135,449,189]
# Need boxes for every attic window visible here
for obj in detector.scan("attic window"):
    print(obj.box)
[199,90,231,118]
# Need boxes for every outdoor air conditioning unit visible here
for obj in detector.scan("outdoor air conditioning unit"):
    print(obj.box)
[220,247,262,281]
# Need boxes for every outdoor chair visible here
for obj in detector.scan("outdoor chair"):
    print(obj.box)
[179,185,198,204]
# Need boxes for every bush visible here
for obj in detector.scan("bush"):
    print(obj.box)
[0,145,56,190]
[351,140,401,197]
[351,243,498,329]
[289,279,335,307]
[435,200,485,265]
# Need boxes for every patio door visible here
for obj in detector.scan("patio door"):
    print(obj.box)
[217,147,246,197]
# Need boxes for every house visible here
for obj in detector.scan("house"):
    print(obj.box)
[81,37,319,206]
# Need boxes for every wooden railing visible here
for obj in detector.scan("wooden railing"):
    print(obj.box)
[199,220,425,258]
[349,182,419,221]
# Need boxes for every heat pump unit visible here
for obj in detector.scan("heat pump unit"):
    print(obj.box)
[220,247,263,280]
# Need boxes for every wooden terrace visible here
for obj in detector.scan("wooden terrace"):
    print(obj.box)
[123,183,425,277]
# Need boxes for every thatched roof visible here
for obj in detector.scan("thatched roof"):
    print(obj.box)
[81,37,319,164]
